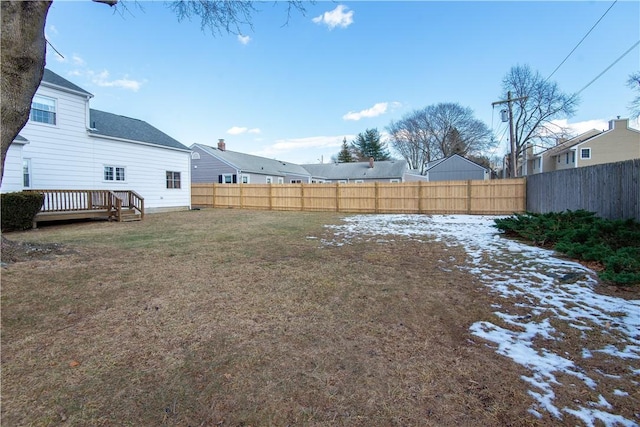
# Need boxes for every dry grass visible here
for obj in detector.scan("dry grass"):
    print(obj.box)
[0,209,607,426]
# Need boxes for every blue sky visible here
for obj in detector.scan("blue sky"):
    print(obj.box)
[44,1,639,164]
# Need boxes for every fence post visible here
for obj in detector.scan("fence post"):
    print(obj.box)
[269,184,273,211]
[467,180,472,214]
[211,183,216,208]
[336,183,340,212]
[375,182,379,213]
[240,183,244,209]
[300,183,305,211]
[419,181,425,214]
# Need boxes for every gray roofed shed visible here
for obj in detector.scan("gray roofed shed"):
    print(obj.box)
[88,109,189,151]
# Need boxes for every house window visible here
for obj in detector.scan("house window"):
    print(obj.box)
[191,152,200,160]
[266,176,273,184]
[580,148,591,159]
[338,180,347,184]
[565,153,569,164]
[223,174,233,184]
[390,179,400,183]
[166,171,181,189]
[104,166,125,182]
[354,180,364,183]
[30,95,56,125]
[571,151,575,163]
[291,179,302,183]
[277,177,284,184]
[23,159,31,188]
[241,175,249,184]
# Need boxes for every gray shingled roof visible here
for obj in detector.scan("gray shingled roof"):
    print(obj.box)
[13,134,29,143]
[89,109,189,151]
[42,69,93,97]
[301,160,408,180]
[539,129,601,157]
[194,144,311,177]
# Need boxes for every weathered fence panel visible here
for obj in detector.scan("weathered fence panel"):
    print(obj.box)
[192,179,525,215]
[526,159,639,220]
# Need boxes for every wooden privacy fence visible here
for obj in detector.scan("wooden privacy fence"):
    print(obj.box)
[526,159,639,220]
[192,179,526,215]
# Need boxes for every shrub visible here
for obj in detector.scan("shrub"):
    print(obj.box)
[1,192,44,231]
[494,210,640,286]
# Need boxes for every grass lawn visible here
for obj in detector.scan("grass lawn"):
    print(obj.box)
[0,209,595,426]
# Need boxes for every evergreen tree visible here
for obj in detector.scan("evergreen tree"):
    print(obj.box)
[337,137,354,162]
[350,128,391,161]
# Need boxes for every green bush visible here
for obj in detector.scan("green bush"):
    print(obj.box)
[1,192,44,231]
[494,210,640,286]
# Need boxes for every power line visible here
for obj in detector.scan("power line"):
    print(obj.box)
[576,40,640,95]
[545,0,618,82]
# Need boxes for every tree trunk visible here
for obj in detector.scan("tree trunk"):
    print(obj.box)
[0,0,52,186]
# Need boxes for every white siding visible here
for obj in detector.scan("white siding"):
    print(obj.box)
[1,83,191,210]
[2,143,26,192]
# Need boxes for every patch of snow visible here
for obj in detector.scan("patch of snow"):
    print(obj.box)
[322,214,640,425]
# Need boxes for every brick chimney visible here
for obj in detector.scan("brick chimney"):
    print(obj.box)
[369,157,374,168]
[218,138,226,151]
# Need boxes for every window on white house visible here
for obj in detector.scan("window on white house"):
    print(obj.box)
[23,159,31,188]
[571,151,575,163]
[266,176,273,184]
[390,179,400,183]
[354,180,364,183]
[104,166,125,182]
[338,180,347,184]
[580,148,591,159]
[30,95,56,125]
[166,171,181,189]
[565,153,569,164]
[223,174,233,184]
[291,179,302,183]
[277,177,284,184]
[241,175,249,184]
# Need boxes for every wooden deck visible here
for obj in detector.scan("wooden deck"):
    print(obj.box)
[29,190,144,227]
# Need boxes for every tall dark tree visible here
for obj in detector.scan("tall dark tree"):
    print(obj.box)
[627,71,640,120]
[0,0,309,185]
[387,103,493,174]
[500,64,579,177]
[351,128,391,161]
[336,137,354,163]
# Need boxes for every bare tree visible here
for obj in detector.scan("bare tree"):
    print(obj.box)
[500,64,579,177]
[627,71,640,120]
[0,0,308,185]
[387,103,493,174]
[424,103,493,158]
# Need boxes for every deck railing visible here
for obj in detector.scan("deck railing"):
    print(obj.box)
[29,189,144,222]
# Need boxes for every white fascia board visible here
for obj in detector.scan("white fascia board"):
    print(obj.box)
[88,133,191,153]
[40,81,93,99]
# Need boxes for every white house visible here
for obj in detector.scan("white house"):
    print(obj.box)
[1,69,191,212]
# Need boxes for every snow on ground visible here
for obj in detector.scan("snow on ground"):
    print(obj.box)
[321,214,640,426]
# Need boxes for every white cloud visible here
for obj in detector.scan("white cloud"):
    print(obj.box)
[237,34,251,45]
[551,119,609,135]
[71,54,85,66]
[254,135,349,158]
[312,5,354,30]
[227,126,261,135]
[342,101,400,121]
[88,69,145,92]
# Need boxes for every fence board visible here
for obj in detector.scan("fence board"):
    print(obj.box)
[526,159,639,220]
[192,179,525,215]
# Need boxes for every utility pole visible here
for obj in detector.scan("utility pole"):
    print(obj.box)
[492,91,528,178]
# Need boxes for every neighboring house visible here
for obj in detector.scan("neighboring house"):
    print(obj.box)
[526,118,640,175]
[1,69,192,212]
[191,140,312,184]
[301,158,408,183]
[404,154,490,182]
